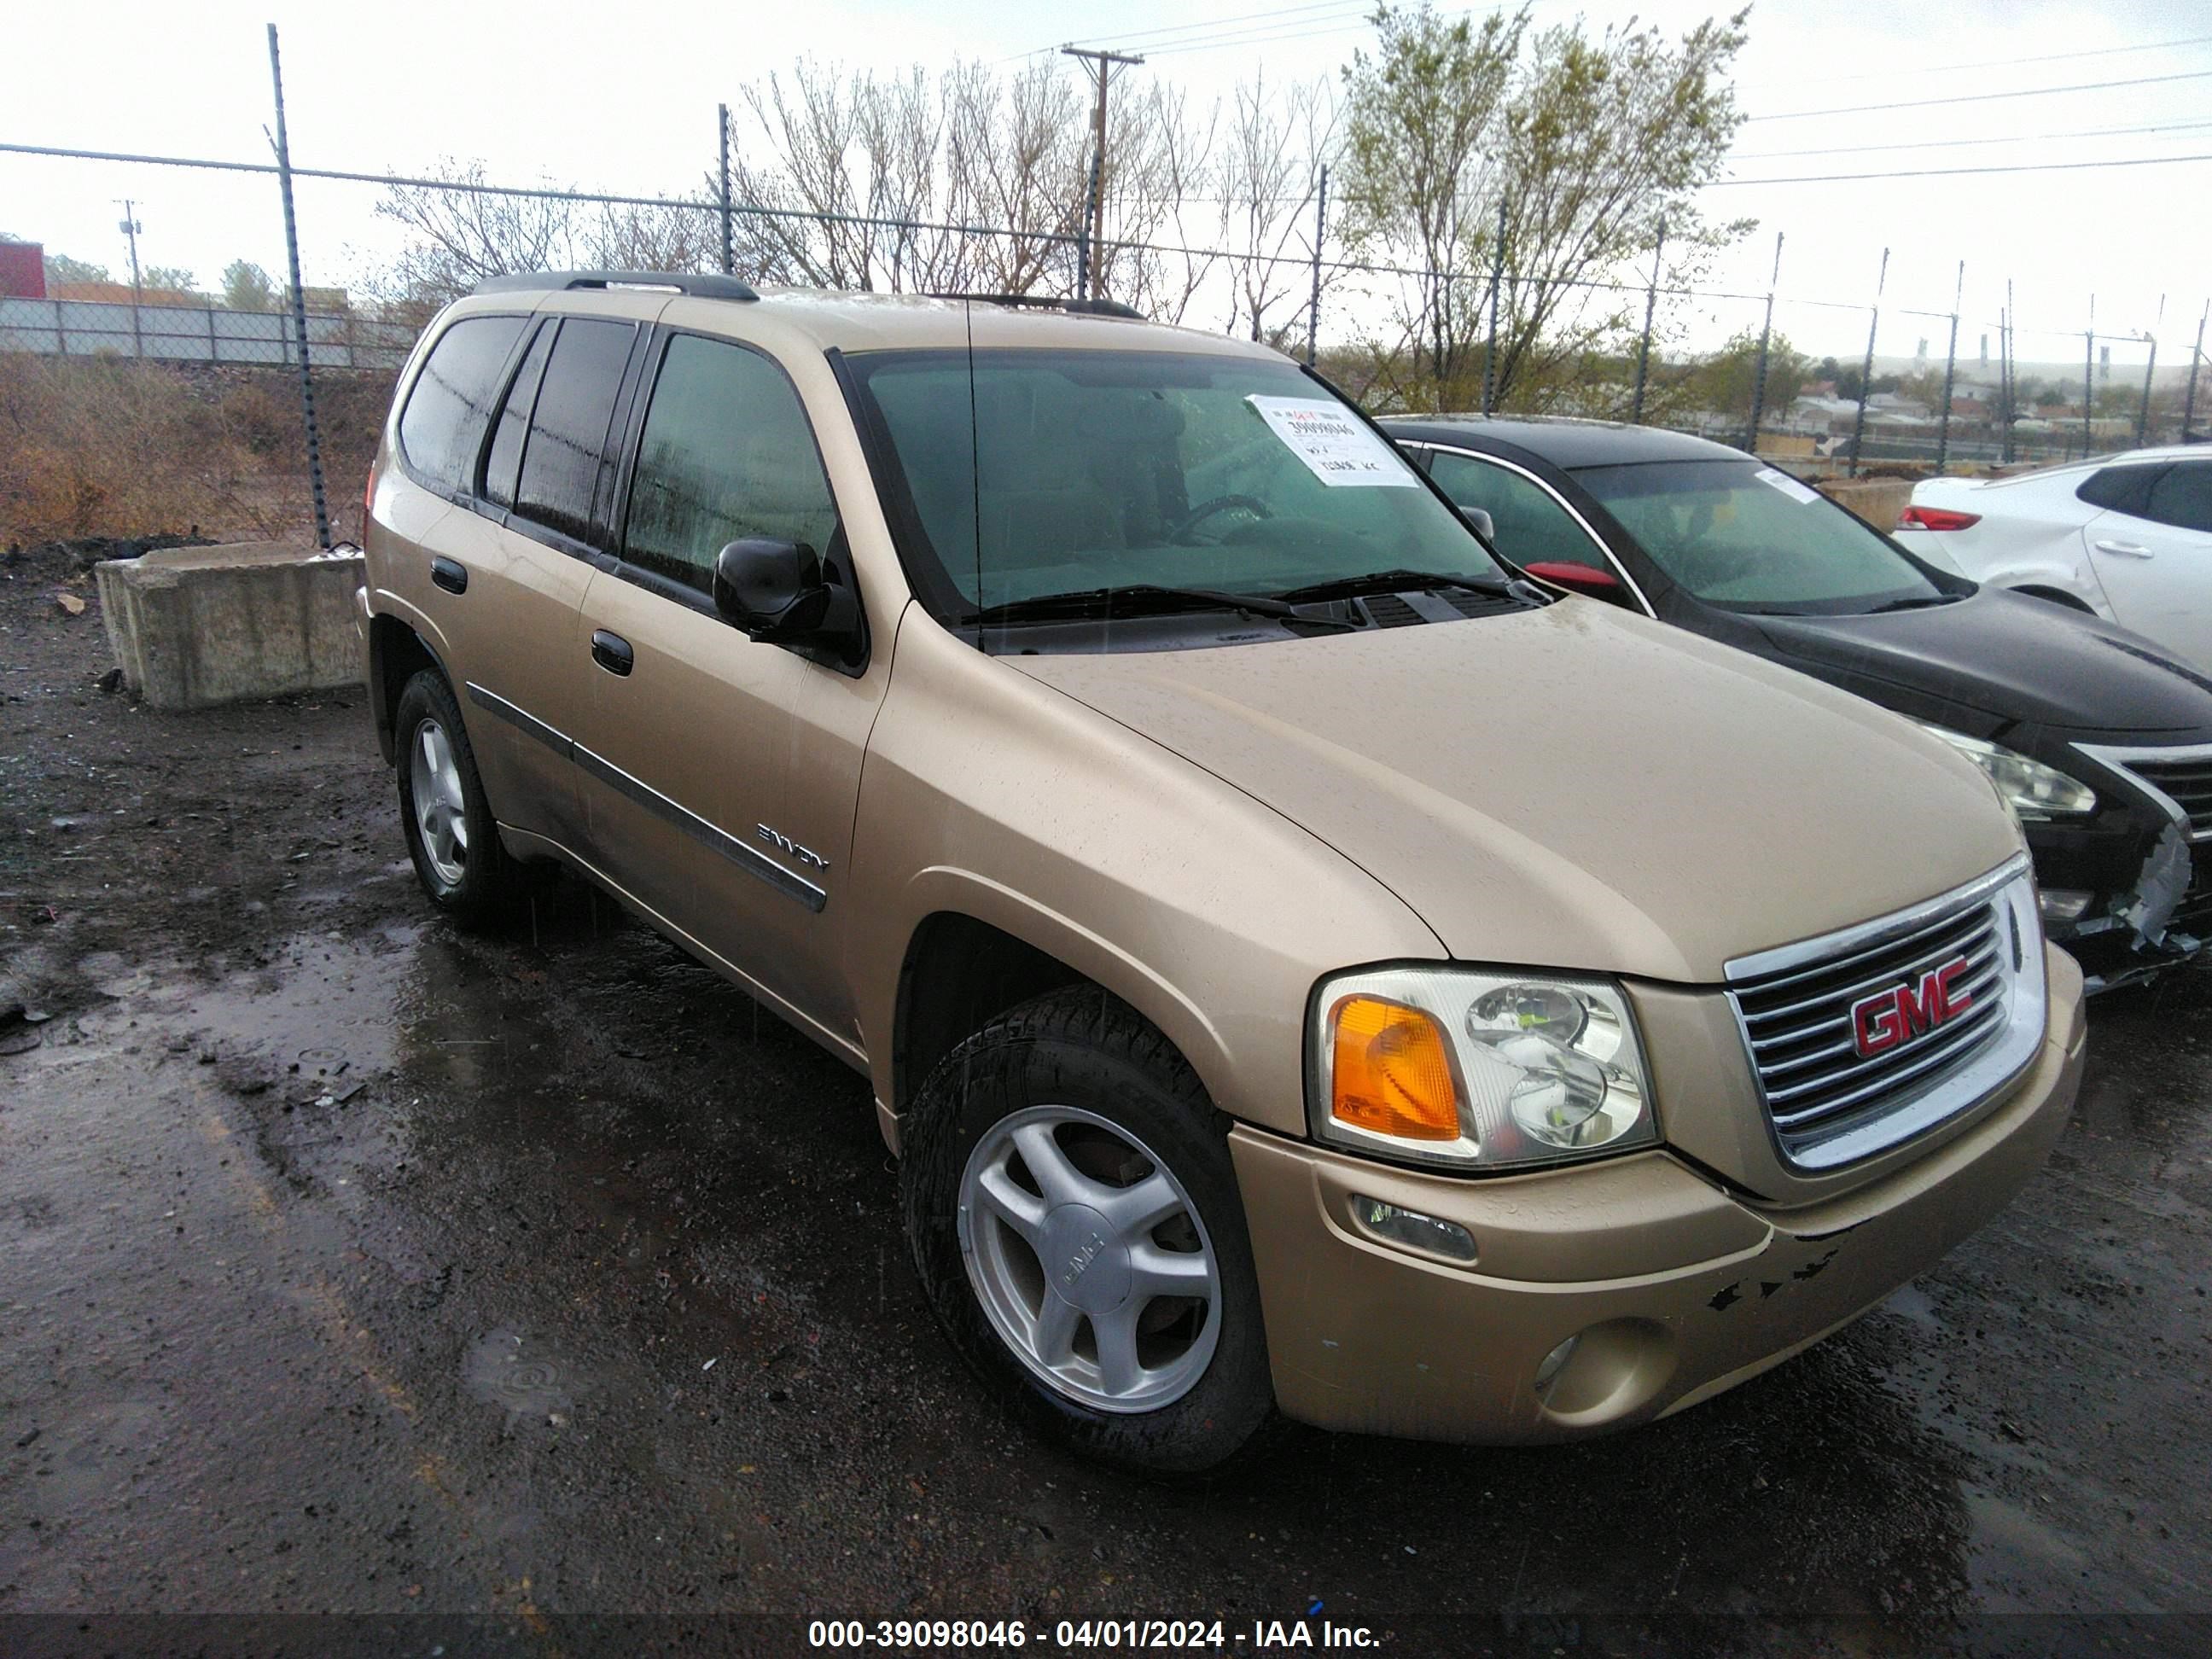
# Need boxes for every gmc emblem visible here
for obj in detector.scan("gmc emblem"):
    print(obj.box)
[1850,957,1973,1058]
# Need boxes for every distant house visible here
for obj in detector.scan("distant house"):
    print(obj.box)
[0,239,45,299]
[1866,391,1930,419]
[49,278,205,307]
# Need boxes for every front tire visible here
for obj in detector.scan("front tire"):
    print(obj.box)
[393,668,523,926]
[900,987,1275,1476]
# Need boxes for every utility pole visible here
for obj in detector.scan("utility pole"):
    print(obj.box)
[1062,44,1144,300]
[115,198,143,356]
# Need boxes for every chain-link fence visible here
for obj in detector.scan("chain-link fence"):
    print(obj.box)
[3,34,2207,550]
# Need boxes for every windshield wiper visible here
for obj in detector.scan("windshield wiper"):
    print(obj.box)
[964,583,1356,632]
[1865,594,1960,614]
[1273,568,1528,604]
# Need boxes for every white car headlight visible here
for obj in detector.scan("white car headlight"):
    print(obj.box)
[1307,967,1657,1171]
[1917,724,2097,821]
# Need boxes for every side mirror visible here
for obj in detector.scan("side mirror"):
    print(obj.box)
[1457,505,1496,542]
[712,538,867,672]
[1522,560,1633,607]
[714,538,830,637]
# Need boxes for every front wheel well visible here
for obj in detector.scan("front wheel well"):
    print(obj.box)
[892,913,1096,1116]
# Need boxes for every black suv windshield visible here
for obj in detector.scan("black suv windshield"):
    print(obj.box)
[844,347,1510,625]
[1575,458,1951,614]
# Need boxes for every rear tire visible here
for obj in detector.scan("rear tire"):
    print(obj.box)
[900,987,1276,1477]
[394,668,524,926]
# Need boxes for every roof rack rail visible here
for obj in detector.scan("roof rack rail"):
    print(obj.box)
[931,292,1145,322]
[473,271,760,302]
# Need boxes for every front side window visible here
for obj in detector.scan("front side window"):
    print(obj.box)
[623,335,841,594]
[2145,462,2212,534]
[396,314,527,497]
[512,317,636,544]
[1425,450,1611,573]
[842,348,1508,619]
[1575,459,1949,614]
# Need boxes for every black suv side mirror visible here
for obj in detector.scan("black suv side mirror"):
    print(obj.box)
[712,538,867,672]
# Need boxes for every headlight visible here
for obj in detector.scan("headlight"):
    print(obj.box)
[1918,724,2097,820]
[1308,967,1657,1171]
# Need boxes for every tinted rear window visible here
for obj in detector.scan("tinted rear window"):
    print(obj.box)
[513,317,637,544]
[2076,464,2162,515]
[2145,462,2212,534]
[397,315,527,496]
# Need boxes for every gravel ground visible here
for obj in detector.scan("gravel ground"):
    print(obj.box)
[1,544,2208,1657]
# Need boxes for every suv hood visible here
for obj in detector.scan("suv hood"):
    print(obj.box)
[1750,585,2212,738]
[1010,602,2023,983]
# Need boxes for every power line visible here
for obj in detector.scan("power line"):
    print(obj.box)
[1734,118,2212,161]
[1061,2,1359,56]
[1714,151,2212,187]
[1747,67,2212,122]
[1150,18,1375,56]
[1820,31,2212,82]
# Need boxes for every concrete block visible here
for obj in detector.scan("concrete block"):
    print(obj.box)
[96,541,365,710]
[1816,477,1914,533]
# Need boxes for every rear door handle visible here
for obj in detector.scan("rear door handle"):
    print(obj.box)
[2094,539,2154,558]
[591,630,635,677]
[430,556,469,594]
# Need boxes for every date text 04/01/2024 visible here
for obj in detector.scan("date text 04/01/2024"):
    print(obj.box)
[806,1618,1379,1649]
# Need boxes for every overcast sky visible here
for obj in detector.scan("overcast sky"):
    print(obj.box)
[4,0,2207,371]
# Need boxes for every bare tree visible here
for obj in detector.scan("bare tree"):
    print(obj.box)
[373,158,579,310]
[1217,73,1339,349]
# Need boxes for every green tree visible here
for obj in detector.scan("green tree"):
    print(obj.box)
[41,251,110,286]
[1685,329,1807,418]
[1336,3,1749,411]
[1337,4,1524,400]
[221,259,280,311]
[142,265,196,294]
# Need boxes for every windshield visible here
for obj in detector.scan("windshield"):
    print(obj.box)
[1575,458,1949,614]
[844,347,1508,623]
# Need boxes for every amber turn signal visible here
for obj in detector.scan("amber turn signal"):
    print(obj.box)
[1330,995,1461,1140]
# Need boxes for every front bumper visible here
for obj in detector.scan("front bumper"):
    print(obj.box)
[1229,946,2086,1443]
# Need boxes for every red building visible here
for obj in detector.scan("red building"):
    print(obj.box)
[0,240,46,299]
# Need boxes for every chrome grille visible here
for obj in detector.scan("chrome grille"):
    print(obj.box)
[2106,752,2212,839]
[1726,859,2045,1170]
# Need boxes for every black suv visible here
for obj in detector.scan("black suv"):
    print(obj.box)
[1382,415,2212,992]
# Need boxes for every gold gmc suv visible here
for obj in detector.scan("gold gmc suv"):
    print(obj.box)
[358,271,2086,1474]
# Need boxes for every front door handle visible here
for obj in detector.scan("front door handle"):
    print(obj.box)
[430,556,469,594]
[2094,539,2155,558]
[591,630,635,676]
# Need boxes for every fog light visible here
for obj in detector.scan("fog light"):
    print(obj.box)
[1351,1196,1476,1262]
[1534,1334,1580,1394]
[2039,888,2093,923]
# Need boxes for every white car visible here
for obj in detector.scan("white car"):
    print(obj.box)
[1894,446,2212,670]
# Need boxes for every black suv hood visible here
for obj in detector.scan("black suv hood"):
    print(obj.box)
[1751,585,2212,738]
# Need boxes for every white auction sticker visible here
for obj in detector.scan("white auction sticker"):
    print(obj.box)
[1246,395,1417,487]
[1754,467,1824,505]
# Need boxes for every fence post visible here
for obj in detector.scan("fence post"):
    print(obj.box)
[207,305,218,364]
[1482,200,1505,415]
[1936,259,1963,473]
[717,104,735,276]
[1847,247,1889,479]
[266,24,330,550]
[1629,216,1664,424]
[1305,164,1327,367]
[2186,300,2209,441]
[2083,316,2095,462]
[1746,230,1783,453]
[1084,149,1103,300]
[2139,338,2159,448]
[2001,280,2017,464]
